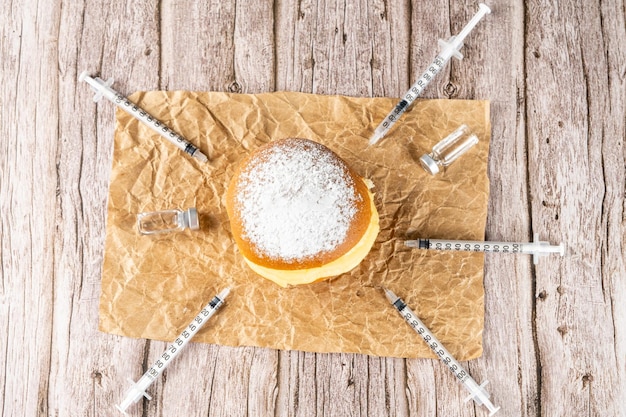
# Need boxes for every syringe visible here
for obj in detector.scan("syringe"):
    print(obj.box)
[79,71,209,163]
[383,288,500,416]
[116,288,230,415]
[369,3,491,145]
[405,233,565,264]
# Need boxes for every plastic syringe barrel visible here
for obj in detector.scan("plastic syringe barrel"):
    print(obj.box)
[369,53,448,144]
[79,71,208,162]
[369,3,490,145]
[116,289,229,415]
[385,288,500,415]
[406,235,565,264]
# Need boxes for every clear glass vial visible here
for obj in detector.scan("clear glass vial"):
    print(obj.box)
[137,207,199,235]
[419,124,479,175]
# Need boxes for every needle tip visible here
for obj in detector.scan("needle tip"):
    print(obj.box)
[218,288,231,300]
[369,132,383,146]
[193,151,209,163]
[382,287,398,304]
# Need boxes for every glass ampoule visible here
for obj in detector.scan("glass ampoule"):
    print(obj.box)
[419,124,479,175]
[137,208,199,235]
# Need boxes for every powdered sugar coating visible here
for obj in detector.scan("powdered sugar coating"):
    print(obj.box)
[235,139,360,262]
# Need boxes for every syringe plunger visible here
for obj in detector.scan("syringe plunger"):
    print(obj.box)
[116,376,153,415]
[463,379,501,416]
[528,233,565,264]
[438,3,491,60]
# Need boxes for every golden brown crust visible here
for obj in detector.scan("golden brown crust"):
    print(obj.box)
[225,138,373,270]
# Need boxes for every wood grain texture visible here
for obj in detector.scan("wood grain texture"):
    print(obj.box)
[1,0,625,416]
[525,1,626,416]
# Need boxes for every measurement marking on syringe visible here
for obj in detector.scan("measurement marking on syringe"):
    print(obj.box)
[431,241,522,253]
[405,235,564,264]
[384,288,500,415]
[116,288,230,415]
[369,4,491,145]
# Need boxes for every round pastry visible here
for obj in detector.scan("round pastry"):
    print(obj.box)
[225,138,379,287]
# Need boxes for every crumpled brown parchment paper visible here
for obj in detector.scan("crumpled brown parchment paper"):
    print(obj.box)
[99,91,490,360]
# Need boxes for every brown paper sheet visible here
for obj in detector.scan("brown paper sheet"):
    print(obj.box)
[99,91,490,360]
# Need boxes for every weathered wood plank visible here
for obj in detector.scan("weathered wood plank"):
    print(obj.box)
[308,0,381,96]
[233,0,276,93]
[368,0,412,98]
[276,0,411,97]
[275,351,319,417]
[275,0,317,93]
[49,2,164,417]
[0,1,60,416]
[526,0,626,415]
[203,346,278,417]
[161,0,237,92]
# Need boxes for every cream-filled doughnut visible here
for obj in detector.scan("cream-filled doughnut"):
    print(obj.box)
[225,138,379,286]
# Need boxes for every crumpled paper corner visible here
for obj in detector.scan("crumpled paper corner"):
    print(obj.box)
[99,91,490,360]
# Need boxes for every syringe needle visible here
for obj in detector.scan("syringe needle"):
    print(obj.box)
[79,71,209,163]
[116,288,230,415]
[384,288,500,416]
[369,3,490,145]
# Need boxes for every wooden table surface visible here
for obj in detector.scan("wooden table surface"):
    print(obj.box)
[2,1,625,416]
